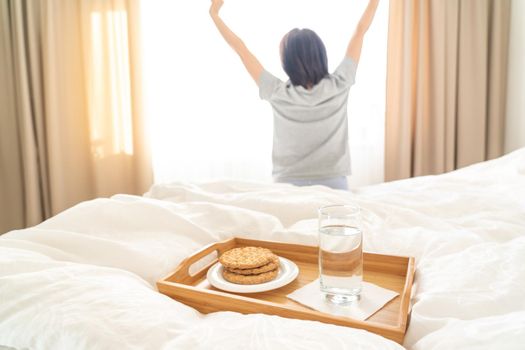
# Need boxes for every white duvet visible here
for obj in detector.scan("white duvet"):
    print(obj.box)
[1,148,524,349]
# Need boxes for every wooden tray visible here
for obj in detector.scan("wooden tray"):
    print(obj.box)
[157,237,415,344]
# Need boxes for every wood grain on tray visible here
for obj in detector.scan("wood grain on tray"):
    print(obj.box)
[157,237,415,344]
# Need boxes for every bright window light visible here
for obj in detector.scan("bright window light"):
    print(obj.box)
[88,10,134,157]
[140,0,388,186]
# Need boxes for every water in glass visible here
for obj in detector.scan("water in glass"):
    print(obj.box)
[319,224,363,304]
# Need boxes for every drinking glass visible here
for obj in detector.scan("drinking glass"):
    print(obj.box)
[318,204,363,304]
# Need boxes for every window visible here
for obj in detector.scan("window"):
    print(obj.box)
[140,0,388,186]
[87,9,134,158]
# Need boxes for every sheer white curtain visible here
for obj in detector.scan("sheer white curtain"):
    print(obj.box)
[140,0,387,186]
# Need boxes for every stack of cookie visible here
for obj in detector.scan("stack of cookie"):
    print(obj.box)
[219,247,280,285]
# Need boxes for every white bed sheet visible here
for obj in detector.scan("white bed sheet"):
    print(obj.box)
[1,148,524,349]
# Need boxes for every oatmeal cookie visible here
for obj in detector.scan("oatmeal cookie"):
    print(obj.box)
[222,268,279,285]
[219,246,276,269]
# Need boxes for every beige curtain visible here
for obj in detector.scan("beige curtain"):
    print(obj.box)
[385,0,511,181]
[0,0,152,234]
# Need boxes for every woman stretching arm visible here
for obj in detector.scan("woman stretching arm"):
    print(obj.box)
[209,0,379,190]
[209,0,264,84]
[346,0,380,64]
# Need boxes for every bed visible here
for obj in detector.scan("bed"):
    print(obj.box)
[1,148,524,349]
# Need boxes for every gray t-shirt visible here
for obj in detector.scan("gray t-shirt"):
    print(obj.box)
[259,57,357,181]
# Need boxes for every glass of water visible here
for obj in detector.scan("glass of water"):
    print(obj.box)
[318,204,363,304]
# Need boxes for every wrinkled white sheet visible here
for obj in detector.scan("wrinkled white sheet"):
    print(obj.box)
[1,148,524,349]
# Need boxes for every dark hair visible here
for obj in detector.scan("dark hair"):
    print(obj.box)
[280,28,328,89]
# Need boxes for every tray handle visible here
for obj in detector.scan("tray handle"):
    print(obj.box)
[170,238,237,283]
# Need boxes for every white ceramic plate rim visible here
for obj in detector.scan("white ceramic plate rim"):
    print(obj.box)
[206,257,299,293]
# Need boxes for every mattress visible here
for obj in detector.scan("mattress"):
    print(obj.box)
[1,148,524,349]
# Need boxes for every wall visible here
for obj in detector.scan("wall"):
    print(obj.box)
[505,0,525,153]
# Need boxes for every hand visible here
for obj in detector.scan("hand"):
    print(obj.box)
[210,0,224,17]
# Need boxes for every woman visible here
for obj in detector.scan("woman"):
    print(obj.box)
[209,0,379,190]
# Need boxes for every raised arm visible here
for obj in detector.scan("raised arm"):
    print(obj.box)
[209,0,263,84]
[346,0,379,64]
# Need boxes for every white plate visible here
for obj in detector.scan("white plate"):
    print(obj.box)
[207,257,299,293]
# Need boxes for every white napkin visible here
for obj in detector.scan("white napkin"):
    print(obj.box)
[287,279,399,321]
